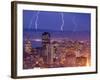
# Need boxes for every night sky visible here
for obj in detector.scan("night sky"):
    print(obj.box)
[23,10,91,32]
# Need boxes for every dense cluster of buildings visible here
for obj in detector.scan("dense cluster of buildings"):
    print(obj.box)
[23,32,91,69]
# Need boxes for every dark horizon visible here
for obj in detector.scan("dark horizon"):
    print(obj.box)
[23,29,90,40]
[23,30,90,48]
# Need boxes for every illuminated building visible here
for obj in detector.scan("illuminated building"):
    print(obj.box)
[23,40,34,69]
[24,39,32,54]
[65,51,76,67]
[42,32,51,65]
[51,41,59,65]
[76,56,87,66]
[42,32,50,46]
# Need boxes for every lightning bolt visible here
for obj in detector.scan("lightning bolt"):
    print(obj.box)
[28,13,35,29]
[61,12,64,31]
[35,11,40,30]
[72,16,77,32]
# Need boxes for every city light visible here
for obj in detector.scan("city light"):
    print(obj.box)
[34,39,41,42]
[23,33,91,69]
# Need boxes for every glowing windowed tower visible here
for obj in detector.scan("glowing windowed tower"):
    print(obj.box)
[42,32,50,46]
[24,40,32,54]
[42,32,51,65]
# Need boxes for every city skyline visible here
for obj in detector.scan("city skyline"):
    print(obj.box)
[23,32,91,69]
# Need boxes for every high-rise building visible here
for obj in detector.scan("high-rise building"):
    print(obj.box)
[24,40,32,54]
[42,32,50,46]
[50,42,58,65]
[42,32,51,65]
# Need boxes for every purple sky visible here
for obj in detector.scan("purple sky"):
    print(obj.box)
[23,10,91,32]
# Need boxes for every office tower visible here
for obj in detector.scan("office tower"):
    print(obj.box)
[42,32,51,65]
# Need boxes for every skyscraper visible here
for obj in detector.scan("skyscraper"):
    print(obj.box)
[24,40,32,54]
[42,32,50,47]
[42,32,51,65]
